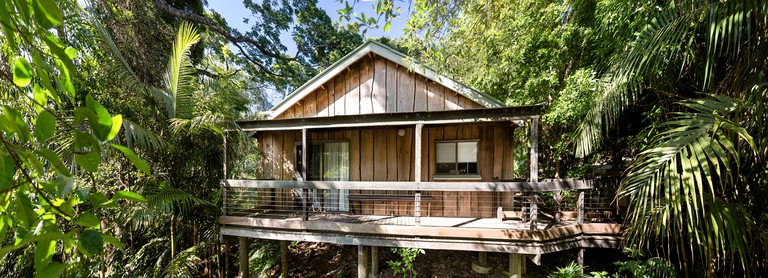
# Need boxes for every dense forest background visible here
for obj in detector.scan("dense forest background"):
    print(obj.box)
[0,0,766,277]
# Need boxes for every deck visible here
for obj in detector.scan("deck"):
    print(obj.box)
[219,179,623,255]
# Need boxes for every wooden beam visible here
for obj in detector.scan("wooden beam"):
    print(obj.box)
[223,178,613,192]
[530,117,539,182]
[414,123,423,225]
[237,106,543,132]
[221,226,622,255]
[220,216,621,241]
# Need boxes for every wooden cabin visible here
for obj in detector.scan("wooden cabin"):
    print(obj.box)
[220,41,621,277]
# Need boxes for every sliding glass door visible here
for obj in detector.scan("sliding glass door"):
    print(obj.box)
[297,141,349,212]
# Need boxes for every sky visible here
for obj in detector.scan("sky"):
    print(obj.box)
[206,0,411,54]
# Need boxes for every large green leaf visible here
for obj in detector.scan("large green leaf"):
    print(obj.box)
[74,151,100,173]
[111,190,147,203]
[34,110,56,143]
[85,95,113,141]
[32,0,62,29]
[109,143,150,175]
[15,191,35,229]
[75,212,100,230]
[13,57,33,87]
[37,262,65,278]
[0,154,14,189]
[79,230,103,257]
[35,149,71,176]
[106,115,122,141]
[34,239,55,269]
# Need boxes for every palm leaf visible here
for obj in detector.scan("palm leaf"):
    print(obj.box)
[620,95,756,273]
[164,22,201,118]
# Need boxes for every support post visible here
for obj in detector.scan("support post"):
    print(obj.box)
[529,117,539,182]
[414,123,423,182]
[280,241,289,278]
[577,191,585,224]
[414,123,423,226]
[301,128,308,221]
[509,254,523,278]
[222,133,227,216]
[529,193,538,230]
[577,248,585,268]
[224,237,229,278]
[371,246,378,278]
[238,237,249,278]
[358,245,369,278]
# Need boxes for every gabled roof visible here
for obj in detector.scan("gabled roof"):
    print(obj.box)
[267,40,505,119]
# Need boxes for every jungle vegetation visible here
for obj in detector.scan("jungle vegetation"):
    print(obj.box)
[0,0,766,277]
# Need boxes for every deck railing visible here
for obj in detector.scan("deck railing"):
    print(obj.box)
[222,178,620,230]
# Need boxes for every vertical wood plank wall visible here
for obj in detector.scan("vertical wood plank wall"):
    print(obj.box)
[257,53,512,218]
[274,55,483,119]
[255,123,514,218]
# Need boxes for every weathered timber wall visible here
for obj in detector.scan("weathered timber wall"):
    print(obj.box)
[274,55,485,119]
[255,123,514,217]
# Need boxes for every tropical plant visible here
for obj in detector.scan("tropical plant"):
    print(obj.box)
[571,0,768,275]
[387,247,424,277]
[614,247,677,278]
[0,0,150,276]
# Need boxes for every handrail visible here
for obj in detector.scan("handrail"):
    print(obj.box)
[222,178,618,192]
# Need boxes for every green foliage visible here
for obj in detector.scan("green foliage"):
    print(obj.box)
[548,262,586,278]
[614,248,677,278]
[387,247,423,277]
[0,1,152,277]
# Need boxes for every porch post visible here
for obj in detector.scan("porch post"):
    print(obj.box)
[371,246,379,278]
[509,253,524,278]
[358,245,370,278]
[238,237,249,278]
[414,123,424,226]
[530,117,539,182]
[280,241,289,278]
[529,193,538,230]
[223,131,228,179]
[301,128,308,221]
[577,191,585,224]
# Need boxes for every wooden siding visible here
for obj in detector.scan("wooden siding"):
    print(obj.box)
[255,123,514,217]
[274,55,484,119]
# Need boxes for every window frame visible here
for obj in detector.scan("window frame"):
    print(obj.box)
[433,139,481,180]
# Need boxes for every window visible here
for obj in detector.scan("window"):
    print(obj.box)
[436,141,478,175]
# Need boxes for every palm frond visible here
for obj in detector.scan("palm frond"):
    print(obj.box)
[620,95,756,273]
[163,245,202,278]
[575,3,702,157]
[164,22,201,118]
[169,112,226,136]
[122,118,169,150]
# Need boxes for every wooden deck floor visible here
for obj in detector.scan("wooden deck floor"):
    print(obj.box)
[220,210,622,255]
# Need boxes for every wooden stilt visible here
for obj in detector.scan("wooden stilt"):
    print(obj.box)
[281,241,289,278]
[238,237,249,278]
[371,246,379,278]
[358,245,370,278]
[509,253,523,278]
[224,237,229,278]
[577,248,585,269]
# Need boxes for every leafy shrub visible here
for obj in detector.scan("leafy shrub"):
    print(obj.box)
[387,247,424,277]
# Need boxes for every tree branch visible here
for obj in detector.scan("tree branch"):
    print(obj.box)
[152,0,295,76]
